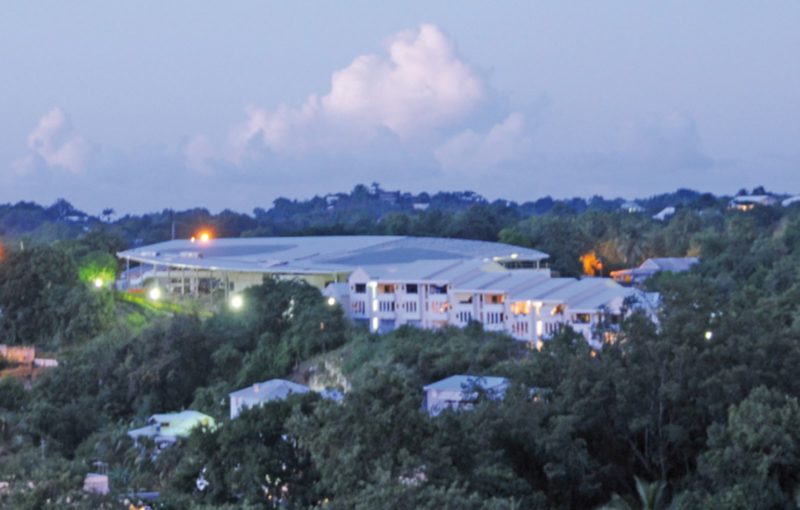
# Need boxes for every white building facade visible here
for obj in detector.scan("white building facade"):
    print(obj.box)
[346,259,651,349]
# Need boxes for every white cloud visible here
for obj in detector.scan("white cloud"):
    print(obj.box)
[223,24,484,161]
[15,107,90,174]
[434,112,532,175]
[616,112,712,170]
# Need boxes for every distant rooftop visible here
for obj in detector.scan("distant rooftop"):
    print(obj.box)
[229,379,310,401]
[423,375,509,392]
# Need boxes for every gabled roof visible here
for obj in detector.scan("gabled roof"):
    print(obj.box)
[229,379,310,402]
[423,375,509,392]
[641,257,699,272]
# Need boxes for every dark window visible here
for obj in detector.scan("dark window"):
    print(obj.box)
[354,283,366,294]
[406,284,418,294]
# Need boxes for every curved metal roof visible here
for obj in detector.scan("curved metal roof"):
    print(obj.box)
[117,235,548,275]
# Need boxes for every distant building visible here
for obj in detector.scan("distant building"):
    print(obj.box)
[347,259,651,349]
[117,235,549,294]
[228,379,310,420]
[412,202,430,211]
[423,375,509,416]
[128,411,215,446]
[83,473,109,495]
[118,235,655,349]
[621,201,645,213]
[652,206,675,221]
[611,257,699,286]
[0,345,35,364]
[782,196,800,207]
[728,195,777,211]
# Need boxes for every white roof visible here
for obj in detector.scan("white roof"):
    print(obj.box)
[118,236,548,275]
[423,375,509,392]
[782,196,800,207]
[730,195,776,205]
[229,379,310,402]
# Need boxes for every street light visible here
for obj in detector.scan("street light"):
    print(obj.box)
[93,277,104,289]
[230,295,244,310]
[148,287,162,301]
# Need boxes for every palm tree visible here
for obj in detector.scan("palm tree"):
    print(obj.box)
[596,477,668,510]
[101,208,115,223]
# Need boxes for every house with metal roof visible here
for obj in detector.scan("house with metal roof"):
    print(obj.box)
[128,410,215,446]
[610,257,699,286]
[228,379,311,420]
[423,375,509,416]
[728,195,778,211]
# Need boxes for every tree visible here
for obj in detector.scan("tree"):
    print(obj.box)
[692,387,800,508]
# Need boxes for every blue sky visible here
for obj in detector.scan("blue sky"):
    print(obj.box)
[1,1,798,213]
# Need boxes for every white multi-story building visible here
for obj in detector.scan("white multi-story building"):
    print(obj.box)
[345,259,651,349]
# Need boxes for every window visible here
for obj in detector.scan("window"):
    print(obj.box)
[404,301,418,313]
[487,294,505,304]
[406,284,418,294]
[354,283,366,294]
[430,284,447,294]
[485,312,504,325]
[573,313,591,324]
[379,284,395,294]
[431,301,449,314]
[351,300,366,315]
[510,301,531,315]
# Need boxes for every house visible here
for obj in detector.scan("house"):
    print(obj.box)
[83,473,109,495]
[782,196,800,207]
[0,345,35,364]
[228,379,311,420]
[412,202,430,211]
[423,375,509,416]
[610,257,699,286]
[728,195,778,211]
[621,201,645,213]
[652,206,675,221]
[128,411,215,446]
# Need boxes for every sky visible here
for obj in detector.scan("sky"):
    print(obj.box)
[1,1,799,214]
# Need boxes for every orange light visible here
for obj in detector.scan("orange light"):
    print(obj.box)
[580,250,604,277]
[197,231,211,243]
[190,236,196,243]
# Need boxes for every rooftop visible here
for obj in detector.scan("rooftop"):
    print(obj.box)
[229,378,310,401]
[423,375,509,392]
[118,236,548,275]
[128,410,215,441]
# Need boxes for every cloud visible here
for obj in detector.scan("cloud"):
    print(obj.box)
[221,24,484,162]
[616,112,713,171]
[434,112,532,175]
[14,107,90,174]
